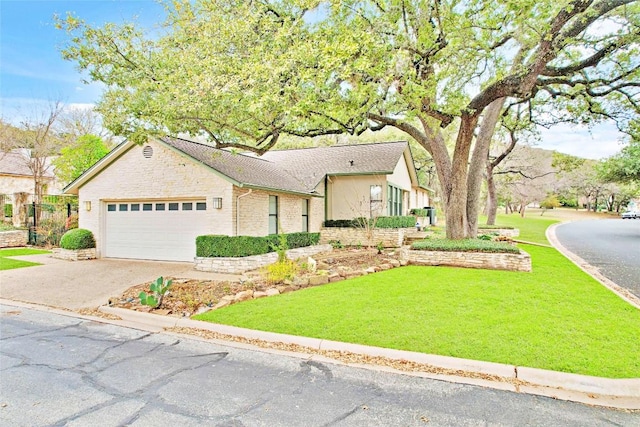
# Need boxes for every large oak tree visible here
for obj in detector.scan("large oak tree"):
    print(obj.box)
[59,0,639,238]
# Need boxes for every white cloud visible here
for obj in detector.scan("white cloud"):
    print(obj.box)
[536,123,627,160]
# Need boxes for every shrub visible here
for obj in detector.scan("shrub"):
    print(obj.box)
[323,216,415,229]
[4,203,12,218]
[196,232,320,258]
[477,225,515,230]
[65,214,79,230]
[59,228,96,250]
[263,259,299,286]
[411,238,520,254]
[409,208,429,216]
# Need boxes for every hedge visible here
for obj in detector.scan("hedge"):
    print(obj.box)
[60,228,96,250]
[323,216,415,229]
[477,225,515,230]
[411,238,520,254]
[196,232,320,258]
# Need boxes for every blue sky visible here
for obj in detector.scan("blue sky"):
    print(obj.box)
[0,0,627,160]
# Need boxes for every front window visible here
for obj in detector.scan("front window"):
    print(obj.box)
[269,195,278,234]
[387,184,403,216]
[370,185,383,217]
[302,199,309,232]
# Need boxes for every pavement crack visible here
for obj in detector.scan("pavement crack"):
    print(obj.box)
[321,404,364,426]
[300,360,334,380]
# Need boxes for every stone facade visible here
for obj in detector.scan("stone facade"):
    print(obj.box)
[52,248,97,261]
[195,244,333,274]
[477,228,520,238]
[400,246,531,272]
[319,227,414,248]
[0,230,28,248]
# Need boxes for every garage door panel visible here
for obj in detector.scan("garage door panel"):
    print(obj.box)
[105,201,208,262]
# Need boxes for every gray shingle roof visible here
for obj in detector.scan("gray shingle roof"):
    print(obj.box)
[160,137,314,195]
[0,151,55,178]
[259,141,409,188]
[160,137,410,195]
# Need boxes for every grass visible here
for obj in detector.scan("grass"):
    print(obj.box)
[194,214,640,378]
[0,248,50,271]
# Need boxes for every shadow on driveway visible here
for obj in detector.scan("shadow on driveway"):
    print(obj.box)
[0,255,235,310]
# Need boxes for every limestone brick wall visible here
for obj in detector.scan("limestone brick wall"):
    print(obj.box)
[319,227,414,248]
[194,244,333,274]
[402,247,531,272]
[0,230,28,248]
[52,248,97,261]
[477,228,520,238]
[79,140,235,256]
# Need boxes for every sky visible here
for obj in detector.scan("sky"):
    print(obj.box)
[0,0,629,160]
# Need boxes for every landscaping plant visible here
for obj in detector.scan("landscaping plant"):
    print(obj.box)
[59,228,96,250]
[139,276,173,309]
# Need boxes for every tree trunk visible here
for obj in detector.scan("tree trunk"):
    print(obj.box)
[486,163,498,225]
[466,98,505,237]
[446,113,479,240]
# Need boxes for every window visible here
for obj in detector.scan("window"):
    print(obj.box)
[156,203,165,211]
[182,202,193,211]
[387,184,403,216]
[107,204,116,212]
[143,203,153,211]
[168,203,179,211]
[302,199,309,232]
[119,204,128,212]
[269,195,278,234]
[196,202,207,211]
[131,204,140,211]
[370,185,383,217]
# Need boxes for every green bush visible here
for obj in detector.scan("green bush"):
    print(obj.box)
[4,204,12,218]
[409,208,429,216]
[411,238,520,254]
[323,216,415,229]
[196,232,320,258]
[375,216,416,228]
[477,225,515,230]
[59,228,96,250]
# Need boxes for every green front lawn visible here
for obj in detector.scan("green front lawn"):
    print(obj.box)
[0,248,50,271]
[195,215,640,378]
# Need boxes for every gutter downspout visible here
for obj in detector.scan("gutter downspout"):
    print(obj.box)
[236,189,252,236]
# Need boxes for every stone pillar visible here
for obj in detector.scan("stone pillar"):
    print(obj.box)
[12,192,29,228]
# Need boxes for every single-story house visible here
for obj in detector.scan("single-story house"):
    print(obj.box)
[64,136,431,261]
[0,150,60,196]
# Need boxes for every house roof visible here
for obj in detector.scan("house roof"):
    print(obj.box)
[258,141,411,188]
[160,136,314,195]
[64,137,424,196]
[0,151,55,178]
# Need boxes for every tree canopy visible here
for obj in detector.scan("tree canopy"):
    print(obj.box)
[599,140,640,183]
[59,0,640,238]
[53,134,110,185]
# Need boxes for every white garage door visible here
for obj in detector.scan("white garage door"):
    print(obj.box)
[104,200,208,262]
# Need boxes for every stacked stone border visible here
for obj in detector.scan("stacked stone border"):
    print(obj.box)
[400,246,531,272]
[477,228,520,238]
[0,230,28,248]
[52,248,97,261]
[319,227,414,248]
[195,244,333,274]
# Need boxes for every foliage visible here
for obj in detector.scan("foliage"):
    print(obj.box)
[271,231,289,263]
[59,228,96,250]
[196,232,320,258]
[598,140,640,184]
[53,134,110,184]
[4,204,12,218]
[0,222,18,231]
[65,213,79,230]
[540,194,561,210]
[263,259,299,286]
[59,1,640,240]
[139,276,172,309]
[411,239,520,254]
[329,240,344,249]
[477,225,515,230]
[409,208,429,217]
[323,216,415,229]
[376,241,384,254]
[35,218,66,246]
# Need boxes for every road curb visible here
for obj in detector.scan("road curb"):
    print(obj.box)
[546,222,640,310]
[98,305,640,410]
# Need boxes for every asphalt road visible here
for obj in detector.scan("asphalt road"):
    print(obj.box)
[555,219,640,299]
[1,305,637,426]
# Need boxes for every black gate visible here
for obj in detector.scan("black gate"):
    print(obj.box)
[26,195,79,245]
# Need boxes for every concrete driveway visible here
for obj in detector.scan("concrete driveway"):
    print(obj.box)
[0,254,239,310]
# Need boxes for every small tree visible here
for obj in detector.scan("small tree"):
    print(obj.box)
[53,134,110,185]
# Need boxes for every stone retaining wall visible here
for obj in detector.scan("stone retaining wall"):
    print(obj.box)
[400,246,531,272]
[477,228,520,238]
[195,244,333,274]
[52,248,97,261]
[319,227,414,248]
[0,230,28,248]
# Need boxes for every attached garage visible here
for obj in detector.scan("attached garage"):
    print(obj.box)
[104,200,208,262]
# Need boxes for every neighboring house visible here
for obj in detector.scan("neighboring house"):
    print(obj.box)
[0,150,61,196]
[64,136,431,262]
